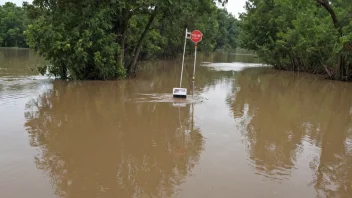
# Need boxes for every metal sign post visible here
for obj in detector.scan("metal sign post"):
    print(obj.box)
[192,44,197,96]
[179,28,190,88]
[190,30,203,96]
[192,44,197,83]
[173,29,202,99]
[173,28,191,98]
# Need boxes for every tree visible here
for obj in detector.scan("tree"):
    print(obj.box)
[24,0,232,80]
[314,0,352,80]
[215,9,238,51]
[0,2,28,47]
[238,0,352,81]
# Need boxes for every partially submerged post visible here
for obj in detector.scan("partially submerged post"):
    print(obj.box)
[173,29,203,99]
[190,30,203,84]
[173,28,190,98]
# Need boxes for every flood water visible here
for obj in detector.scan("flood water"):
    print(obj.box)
[1,48,352,198]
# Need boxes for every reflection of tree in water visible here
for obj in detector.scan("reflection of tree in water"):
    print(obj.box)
[312,130,352,197]
[230,68,307,180]
[24,80,204,197]
[0,47,29,58]
[0,48,46,76]
[230,68,352,195]
[310,107,352,197]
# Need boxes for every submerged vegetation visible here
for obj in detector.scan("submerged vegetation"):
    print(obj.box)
[238,0,352,81]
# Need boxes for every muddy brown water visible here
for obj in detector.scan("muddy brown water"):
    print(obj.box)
[1,48,352,198]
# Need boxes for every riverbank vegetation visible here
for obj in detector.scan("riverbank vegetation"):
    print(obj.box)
[20,0,235,80]
[238,0,352,81]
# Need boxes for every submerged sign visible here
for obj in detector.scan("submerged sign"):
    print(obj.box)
[173,88,187,98]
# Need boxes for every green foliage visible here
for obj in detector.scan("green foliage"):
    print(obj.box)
[238,0,352,80]
[23,0,237,80]
[215,9,238,51]
[25,2,121,80]
[0,2,29,47]
[138,5,239,59]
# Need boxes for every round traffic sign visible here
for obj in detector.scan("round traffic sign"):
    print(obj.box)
[190,30,203,43]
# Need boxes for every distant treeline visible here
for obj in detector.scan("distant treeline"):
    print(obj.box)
[0,2,29,47]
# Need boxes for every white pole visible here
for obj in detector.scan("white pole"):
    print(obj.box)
[192,44,197,83]
[192,81,195,97]
[179,28,187,88]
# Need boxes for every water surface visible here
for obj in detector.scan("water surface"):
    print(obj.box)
[1,48,352,198]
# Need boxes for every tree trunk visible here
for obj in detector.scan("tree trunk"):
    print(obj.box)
[316,0,346,80]
[315,0,342,35]
[117,9,130,72]
[128,7,158,77]
[336,53,347,80]
[60,64,68,79]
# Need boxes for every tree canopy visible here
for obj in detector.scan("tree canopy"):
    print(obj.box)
[0,2,29,47]
[22,0,237,80]
[238,0,352,81]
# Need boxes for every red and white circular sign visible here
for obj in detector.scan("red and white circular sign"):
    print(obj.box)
[190,30,203,43]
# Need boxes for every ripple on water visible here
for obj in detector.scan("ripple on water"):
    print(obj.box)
[248,157,296,182]
[127,93,206,105]
[246,141,304,182]
[0,75,51,106]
